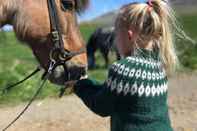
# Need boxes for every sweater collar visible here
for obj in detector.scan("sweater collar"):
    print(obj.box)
[132,47,160,60]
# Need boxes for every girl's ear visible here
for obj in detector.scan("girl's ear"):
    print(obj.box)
[128,30,133,40]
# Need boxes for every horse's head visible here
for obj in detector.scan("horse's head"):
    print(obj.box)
[0,0,89,85]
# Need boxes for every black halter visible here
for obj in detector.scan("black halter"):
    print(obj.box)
[1,1,86,130]
[47,0,86,67]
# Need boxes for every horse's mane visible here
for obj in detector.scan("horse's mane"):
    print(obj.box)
[75,0,89,13]
[0,0,89,18]
[0,0,18,20]
[0,0,89,39]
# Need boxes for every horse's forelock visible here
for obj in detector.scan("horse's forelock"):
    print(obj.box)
[74,0,89,13]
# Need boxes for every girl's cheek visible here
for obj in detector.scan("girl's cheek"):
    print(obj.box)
[115,38,122,53]
[115,32,129,57]
[116,43,124,57]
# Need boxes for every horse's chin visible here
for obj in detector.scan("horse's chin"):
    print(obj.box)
[48,65,87,86]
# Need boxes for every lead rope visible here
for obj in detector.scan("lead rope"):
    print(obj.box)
[1,67,41,94]
[1,61,56,131]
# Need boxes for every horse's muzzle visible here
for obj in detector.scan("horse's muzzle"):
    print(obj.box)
[48,62,87,85]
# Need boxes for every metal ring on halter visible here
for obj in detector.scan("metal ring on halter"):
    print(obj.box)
[58,51,72,61]
[49,49,56,62]
[49,47,72,63]
[48,60,56,72]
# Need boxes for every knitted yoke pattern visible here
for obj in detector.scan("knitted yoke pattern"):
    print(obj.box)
[106,49,173,131]
[107,49,168,98]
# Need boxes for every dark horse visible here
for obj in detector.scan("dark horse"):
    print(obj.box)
[0,0,89,85]
[87,27,120,69]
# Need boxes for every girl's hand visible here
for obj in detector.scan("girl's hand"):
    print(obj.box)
[63,75,88,89]
[59,76,88,98]
[80,75,88,80]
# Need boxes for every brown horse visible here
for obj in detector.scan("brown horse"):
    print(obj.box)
[0,0,88,85]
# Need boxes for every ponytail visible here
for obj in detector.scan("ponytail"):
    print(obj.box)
[115,0,185,72]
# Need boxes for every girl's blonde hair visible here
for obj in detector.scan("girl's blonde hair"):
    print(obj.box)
[115,0,184,72]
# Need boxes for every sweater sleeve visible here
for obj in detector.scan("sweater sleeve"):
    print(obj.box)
[74,73,116,117]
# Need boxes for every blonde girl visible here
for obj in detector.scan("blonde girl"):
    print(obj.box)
[74,0,178,131]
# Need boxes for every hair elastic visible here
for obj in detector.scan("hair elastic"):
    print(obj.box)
[148,0,153,7]
[147,0,153,12]
[127,0,153,11]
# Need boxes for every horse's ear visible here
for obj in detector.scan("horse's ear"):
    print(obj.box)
[74,0,89,13]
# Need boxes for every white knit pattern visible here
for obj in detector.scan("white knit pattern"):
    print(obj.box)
[107,77,168,97]
[126,57,161,69]
[111,63,166,82]
[107,56,168,97]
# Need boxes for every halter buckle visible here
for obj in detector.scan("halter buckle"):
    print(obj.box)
[51,31,59,42]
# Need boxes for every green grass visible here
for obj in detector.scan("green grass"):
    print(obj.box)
[80,23,101,41]
[177,14,197,69]
[180,14,197,39]
[0,32,59,107]
[0,13,197,106]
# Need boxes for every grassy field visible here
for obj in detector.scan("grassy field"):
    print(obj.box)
[0,32,60,106]
[177,14,197,69]
[0,24,106,107]
[0,13,197,106]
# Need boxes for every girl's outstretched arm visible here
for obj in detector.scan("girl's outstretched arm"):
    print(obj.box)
[74,78,116,117]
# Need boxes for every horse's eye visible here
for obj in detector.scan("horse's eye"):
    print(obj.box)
[61,0,74,11]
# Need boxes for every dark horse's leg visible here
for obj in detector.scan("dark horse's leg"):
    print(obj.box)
[100,47,109,68]
[87,31,98,69]
[87,51,95,69]
[100,33,112,68]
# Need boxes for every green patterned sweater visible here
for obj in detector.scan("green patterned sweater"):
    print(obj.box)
[74,49,173,131]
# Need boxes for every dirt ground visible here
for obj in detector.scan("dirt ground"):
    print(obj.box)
[0,73,197,131]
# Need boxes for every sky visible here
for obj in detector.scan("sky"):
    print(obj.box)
[79,0,132,21]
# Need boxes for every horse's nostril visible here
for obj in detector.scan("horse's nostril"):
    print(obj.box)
[66,64,87,80]
[77,65,87,75]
